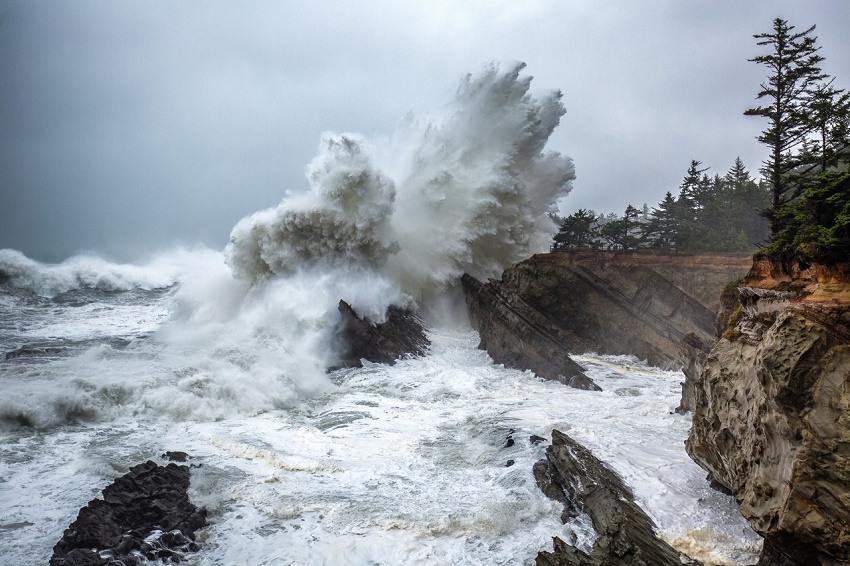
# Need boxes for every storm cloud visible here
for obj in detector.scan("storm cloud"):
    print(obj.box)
[1,1,848,260]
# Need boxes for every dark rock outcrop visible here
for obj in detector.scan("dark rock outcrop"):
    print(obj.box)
[50,460,206,566]
[333,300,429,368]
[467,252,750,368]
[461,274,599,390]
[686,257,850,565]
[535,430,697,565]
[675,332,712,413]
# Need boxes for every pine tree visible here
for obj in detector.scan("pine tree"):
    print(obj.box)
[807,79,850,173]
[646,192,680,251]
[725,157,752,188]
[600,205,643,251]
[553,209,599,249]
[679,160,711,211]
[745,18,825,233]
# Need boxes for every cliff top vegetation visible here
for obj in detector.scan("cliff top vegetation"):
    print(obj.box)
[555,17,849,264]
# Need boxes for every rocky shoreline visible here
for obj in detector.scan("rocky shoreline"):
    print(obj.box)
[465,251,849,565]
[48,251,849,565]
[686,257,850,565]
[50,455,206,566]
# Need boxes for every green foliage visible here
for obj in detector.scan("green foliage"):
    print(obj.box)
[553,208,599,249]
[745,18,825,224]
[761,169,850,262]
[745,17,850,263]
[553,158,771,254]
[722,276,745,294]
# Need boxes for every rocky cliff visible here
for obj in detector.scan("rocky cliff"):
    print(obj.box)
[462,251,751,374]
[686,257,850,565]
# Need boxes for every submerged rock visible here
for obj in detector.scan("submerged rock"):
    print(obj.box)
[461,273,599,390]
[535,429,697,565]
[333,300,429,368]
[686,257,850,565]
[50,460,206,566]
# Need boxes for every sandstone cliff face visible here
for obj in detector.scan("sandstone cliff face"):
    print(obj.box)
[463,251,750,369]
[686,258,850,565]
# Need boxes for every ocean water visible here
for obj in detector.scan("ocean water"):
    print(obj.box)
[0,63,761,564]
[0,262,761,565]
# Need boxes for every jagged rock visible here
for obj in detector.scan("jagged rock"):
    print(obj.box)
[535,430,697,566]
[686,257,850,565]
[461,273,599,390]
[333,300,429,368]
[50,460,206,566]
[465,251,750,368]
[676,332,712,413]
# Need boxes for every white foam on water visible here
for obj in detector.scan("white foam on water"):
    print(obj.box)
[0,330,760,565]
[0,62,760,565]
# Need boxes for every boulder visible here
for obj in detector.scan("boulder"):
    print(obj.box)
[50,460,206,566]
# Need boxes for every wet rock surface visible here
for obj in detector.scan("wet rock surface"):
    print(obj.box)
[461,273,599,390]
[333,300,430,368]
[50,460,206,566]
[676,332,712,413]
[535,429,697,566]
[686,257,850,565]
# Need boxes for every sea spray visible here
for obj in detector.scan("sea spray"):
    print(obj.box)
[225,61,574,305]
[0,62,574,427]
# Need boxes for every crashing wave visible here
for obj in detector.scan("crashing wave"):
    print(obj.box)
[0,249,180,297]
[225,62,575,303]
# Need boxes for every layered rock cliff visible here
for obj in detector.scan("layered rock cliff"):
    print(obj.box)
[462,251,751,378]
[686,258,850,565]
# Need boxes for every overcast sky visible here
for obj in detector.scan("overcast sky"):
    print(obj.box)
[2,1,849,261]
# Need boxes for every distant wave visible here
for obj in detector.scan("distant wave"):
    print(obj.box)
[0,247,220,297]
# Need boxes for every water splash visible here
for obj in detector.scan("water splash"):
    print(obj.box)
[225,61,574,304]
[0,62,575,427]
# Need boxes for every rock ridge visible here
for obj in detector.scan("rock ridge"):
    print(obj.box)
[333,300,430,368]
[460,252,750,395]
[461,273,599,390]
[534,429,698,565]
[50,459,207,565]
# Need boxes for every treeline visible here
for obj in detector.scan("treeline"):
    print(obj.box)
[553,157,770,253]
[745,19,850,263]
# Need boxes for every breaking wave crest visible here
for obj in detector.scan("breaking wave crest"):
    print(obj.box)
[1,62,575,426]
[225,62,574,304]
[0,247,217,298]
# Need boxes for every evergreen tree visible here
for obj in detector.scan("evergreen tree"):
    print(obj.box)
[807,79,850,173]
[745,18,825,233]
[600,205,643,251]
[645,192,680,250]
[553,209,599,249]
[769,169,850,261]
[725,156,752,188]
[679,160,711,211]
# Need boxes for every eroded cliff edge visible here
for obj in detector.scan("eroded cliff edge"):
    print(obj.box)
[462,251,751,373]
[686,258,850,565]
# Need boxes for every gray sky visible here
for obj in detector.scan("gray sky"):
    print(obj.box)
[2,1,849,261]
